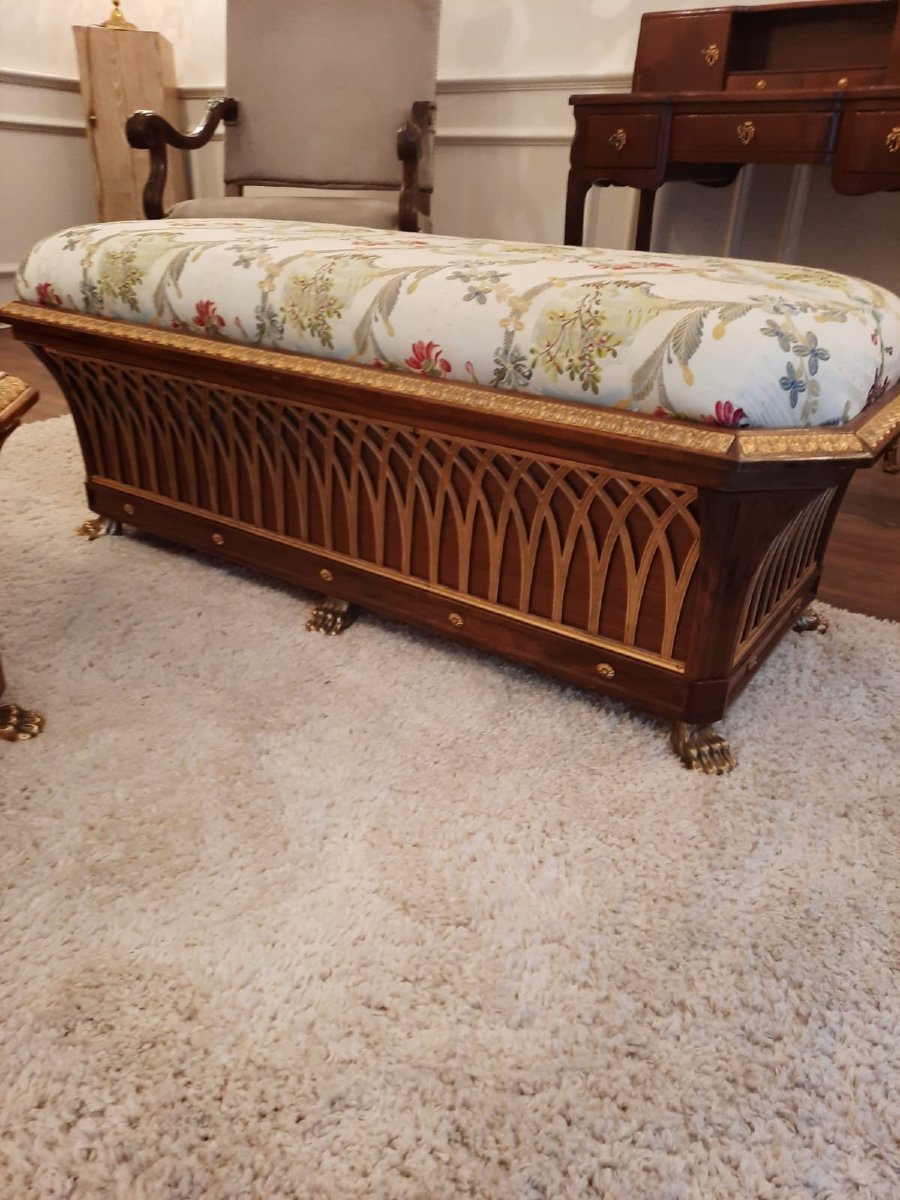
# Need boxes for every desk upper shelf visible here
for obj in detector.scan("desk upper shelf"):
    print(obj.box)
[564,1,900,247]
[632,0,900,95]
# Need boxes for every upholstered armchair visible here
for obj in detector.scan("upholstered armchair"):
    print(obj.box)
[127,0,440,232]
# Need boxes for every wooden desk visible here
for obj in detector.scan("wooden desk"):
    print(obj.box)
[565,0,900,248]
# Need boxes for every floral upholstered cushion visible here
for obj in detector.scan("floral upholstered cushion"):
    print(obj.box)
[16,219,900,429]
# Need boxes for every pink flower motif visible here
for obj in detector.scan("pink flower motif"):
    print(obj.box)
[404,340,451,377]
[193,300,226,335]
[702,400,748,428]
[35,282,62,307]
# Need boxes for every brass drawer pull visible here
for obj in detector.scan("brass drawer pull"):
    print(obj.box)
[755,78,767,90]
[448,612,464,628]
[737,120,756,146]
[608,128,627,152]
[701,43,720,66]
[887,127,900,154]
[595,662,616,679]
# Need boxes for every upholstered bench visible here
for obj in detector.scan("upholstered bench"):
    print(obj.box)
[4,220,900,772]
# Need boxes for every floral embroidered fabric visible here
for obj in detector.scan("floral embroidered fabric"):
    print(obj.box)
[16,219,900,429]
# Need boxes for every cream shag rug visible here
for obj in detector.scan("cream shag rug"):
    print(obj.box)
[2,417,899,1200]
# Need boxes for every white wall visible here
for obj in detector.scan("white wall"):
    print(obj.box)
[438,0,738,78]
[1,0,898,309]
[0,0,225,83]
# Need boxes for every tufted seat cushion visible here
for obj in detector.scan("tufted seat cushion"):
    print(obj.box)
[16,219,900,430]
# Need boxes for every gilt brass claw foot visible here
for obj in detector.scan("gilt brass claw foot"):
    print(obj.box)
[793,607,828,635]
[0,702,45,742]
[76,515,123,540]
[306,597,356,636]
[670,721,736,775]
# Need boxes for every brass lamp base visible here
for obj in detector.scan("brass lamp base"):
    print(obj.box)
[101,1,137,30]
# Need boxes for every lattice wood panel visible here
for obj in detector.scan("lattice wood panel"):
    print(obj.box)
[50,353,703,664]
[735,486,837,658]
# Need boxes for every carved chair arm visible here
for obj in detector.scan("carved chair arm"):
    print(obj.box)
[397,100,437,233]
[126,97,240,219]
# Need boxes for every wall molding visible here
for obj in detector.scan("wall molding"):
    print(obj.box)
[179,85,227,100]
[0,263,20,278]
[0,115,85,137]
[0,68,79,92]
[437,128,572,147]
[0,67,633,102]
[437,73,631,95]
[0,68,616,151]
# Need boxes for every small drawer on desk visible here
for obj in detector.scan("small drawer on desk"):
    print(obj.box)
[670,111,836,161]
[838,109,900,173]
[725,71,805,93]
[582,113,664,169]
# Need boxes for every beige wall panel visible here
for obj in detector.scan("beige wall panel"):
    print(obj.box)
[0,127,95,304]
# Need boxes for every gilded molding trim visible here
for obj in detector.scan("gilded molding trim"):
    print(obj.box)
[856,394,900,453]
[0,373,31,418]
[6,301,895,463]
[1,303,734,455]
[736,430,866,458]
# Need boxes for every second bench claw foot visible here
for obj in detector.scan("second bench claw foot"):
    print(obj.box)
[76,515,123,540]
[0,702,45,742]
[793,607,828,634]
[671,721,736,775]
[306,597,356,636]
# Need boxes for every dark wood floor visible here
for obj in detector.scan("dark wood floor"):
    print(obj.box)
[2,327,897,622]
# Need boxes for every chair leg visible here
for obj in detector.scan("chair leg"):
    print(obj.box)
[882,440,899,474]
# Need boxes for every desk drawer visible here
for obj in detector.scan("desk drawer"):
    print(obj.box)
[725,71,805,93]
[670,111,835,161]
[582,113,664,169]
[839,109,900,173]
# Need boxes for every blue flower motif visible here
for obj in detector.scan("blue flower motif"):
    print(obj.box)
[761,319,792,352]
[792,332,831,376]
[463,286,489,305]
[779,362,807,407]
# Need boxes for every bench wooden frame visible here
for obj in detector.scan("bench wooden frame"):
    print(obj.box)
[4,300,899,771]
